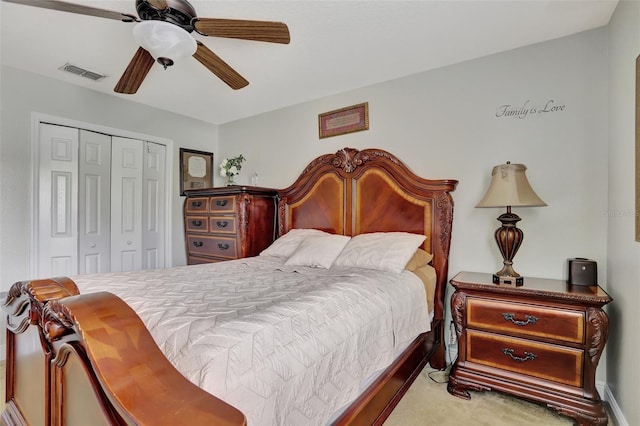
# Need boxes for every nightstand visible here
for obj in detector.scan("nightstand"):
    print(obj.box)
[447,271,612,425]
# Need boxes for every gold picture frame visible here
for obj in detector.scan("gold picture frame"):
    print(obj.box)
[318,102,369,139]
[180,148,214,196]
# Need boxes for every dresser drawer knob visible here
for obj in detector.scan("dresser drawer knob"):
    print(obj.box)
[502,348,537,363]
[192,220,203,227]
[218,243,230,250]
[191,201,202,208]
[216,221,228,228]
[215,200,228,207]
[192,241,203,247]
[502,313,538,326]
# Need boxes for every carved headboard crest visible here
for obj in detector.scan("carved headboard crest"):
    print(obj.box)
[302,147,400,175]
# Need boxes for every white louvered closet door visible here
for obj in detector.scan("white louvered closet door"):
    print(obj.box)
[142,142,166,270]
[78,130,111,274]
[37,124,166,277]
[110,136,143,272]
[38,124,80,278]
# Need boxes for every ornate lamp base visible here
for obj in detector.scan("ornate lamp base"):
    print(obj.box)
[493,274,524,286]
[493,207,525,286]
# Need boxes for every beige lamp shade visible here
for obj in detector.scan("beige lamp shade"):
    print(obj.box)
[476,162,547,208]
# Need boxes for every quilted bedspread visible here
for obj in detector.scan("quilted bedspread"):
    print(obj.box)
[73,257,430,426]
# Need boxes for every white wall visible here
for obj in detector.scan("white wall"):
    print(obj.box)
[0,66,219,290]
[221,27,609,285]
[606,2,640,425]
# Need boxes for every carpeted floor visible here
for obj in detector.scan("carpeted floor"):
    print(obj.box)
[0,361,612,425]
[385,365,614,426]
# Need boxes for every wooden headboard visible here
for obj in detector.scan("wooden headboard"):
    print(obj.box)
[277,147,458,325]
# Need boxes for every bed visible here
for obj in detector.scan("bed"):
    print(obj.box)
[3,147,458,426]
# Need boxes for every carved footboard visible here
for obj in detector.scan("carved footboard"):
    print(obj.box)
[3,278,246,426]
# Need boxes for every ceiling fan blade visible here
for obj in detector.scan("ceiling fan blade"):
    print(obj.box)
[114,48,155,94]
[2,0,138,22]
[146,0,168,11]
[193,42,249,90]
[194,18,290,44]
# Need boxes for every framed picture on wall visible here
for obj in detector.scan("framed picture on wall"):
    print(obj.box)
[180,148,214,196]
[318,102,369,139]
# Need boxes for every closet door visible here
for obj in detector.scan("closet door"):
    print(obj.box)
[142,142,166,269]
[36,122,168,277]
[38,124,79,277]
[78,130,111,274]
[111,137,143,272]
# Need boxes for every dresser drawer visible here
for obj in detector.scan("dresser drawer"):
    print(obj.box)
[185,216,209,232]
[467,330,583,387]
[186,235,238,259]
[210,216,237,234]
[185,197,208,213]
[467,298,584,344]
[188,255,225,265]
[209,196,236,213]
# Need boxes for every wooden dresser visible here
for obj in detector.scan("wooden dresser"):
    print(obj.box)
[447,271,612,425]
[183,186,278,264]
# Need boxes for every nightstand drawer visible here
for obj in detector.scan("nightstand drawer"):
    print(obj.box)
[210,216,237,234]
[209,196,236,213]
[467,298,584,344]
[187,235,238,259]
[467,330,583,387]
[185,216,209,232]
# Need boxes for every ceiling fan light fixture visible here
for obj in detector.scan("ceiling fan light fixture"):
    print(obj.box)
[133,20,196,69]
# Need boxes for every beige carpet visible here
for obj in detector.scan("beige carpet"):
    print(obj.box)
[0,362,612,425]
[385,365,614,426]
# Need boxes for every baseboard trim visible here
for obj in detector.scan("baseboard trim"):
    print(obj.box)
[599,381,628,426]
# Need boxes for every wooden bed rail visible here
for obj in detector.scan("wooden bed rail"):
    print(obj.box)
[3,278,246,426]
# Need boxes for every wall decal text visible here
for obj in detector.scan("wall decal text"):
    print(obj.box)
[496,100,566,119]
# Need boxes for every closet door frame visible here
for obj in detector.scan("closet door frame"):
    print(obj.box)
[29,112,174,278]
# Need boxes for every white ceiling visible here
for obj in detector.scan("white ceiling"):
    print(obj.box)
[1,0,618,125]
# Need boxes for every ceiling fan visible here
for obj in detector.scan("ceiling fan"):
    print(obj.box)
[4,0,290,93]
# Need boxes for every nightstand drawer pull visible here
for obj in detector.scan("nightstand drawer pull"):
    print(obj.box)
[216,221,228,228]
[502,313,538,326]
[218,243,230,250]
[191,201,202,208]
[191,220,203,227]
[216,200,228,207]
[502,348,537,362]
[192,241,203,247]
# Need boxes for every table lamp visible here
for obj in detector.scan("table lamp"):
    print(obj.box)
[476,162,547,285]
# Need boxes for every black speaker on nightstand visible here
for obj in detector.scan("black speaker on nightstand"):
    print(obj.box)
[567,258,597,286]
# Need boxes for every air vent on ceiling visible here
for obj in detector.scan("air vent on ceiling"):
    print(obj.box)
[59,63,107,81]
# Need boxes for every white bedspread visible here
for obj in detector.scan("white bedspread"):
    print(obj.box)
[73,257,430,426]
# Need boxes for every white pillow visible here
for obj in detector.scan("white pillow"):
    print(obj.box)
[284,234,351,269]
[333,232,427,274]
[260,228,328,258]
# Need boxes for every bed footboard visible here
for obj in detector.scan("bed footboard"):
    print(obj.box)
[3,278,246,426]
